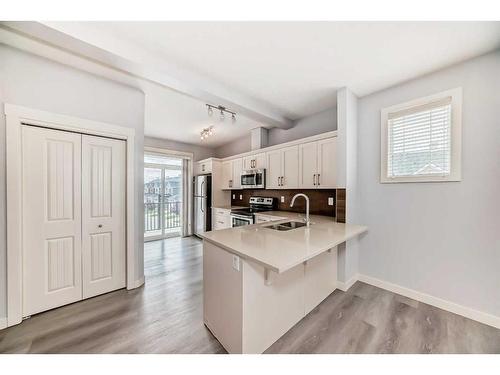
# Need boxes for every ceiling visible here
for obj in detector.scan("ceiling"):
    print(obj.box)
[143,81,265,147]
[11,21,500,147]
[75,21,500,119]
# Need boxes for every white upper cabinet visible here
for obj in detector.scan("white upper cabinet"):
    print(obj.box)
[317,138,337,188]
[281,146,299,188]
[265,145,299,189]
[243,152,266,170]
[266,149,282,189]
[195,159,212,175]
[221,158,243,190]
[298,137,337,189]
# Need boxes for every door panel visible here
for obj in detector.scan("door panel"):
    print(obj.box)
[317,138,337,188]
[281,146,299,189]
[82,135,126,299]
[266,150,282,189]
[222,161,232,189]
[22,126,83,316]
[298,141,318,188]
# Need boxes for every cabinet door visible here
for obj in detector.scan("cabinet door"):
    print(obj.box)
[222,161,232,190]
[242,155,254,171]
[281,146,299,189]
[298,141,318,188]
[232,158,243,189]
[266,149,282,189]
[22,126,83,316]
[317,138,337,188]
[253,153,267,169]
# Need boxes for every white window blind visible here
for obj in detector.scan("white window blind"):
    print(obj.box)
[387,97,452,178]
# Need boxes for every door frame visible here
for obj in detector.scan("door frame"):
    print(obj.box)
[4,103,138,327]
[144,146,194,239]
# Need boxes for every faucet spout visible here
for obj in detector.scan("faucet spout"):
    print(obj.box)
[290,193,310,227]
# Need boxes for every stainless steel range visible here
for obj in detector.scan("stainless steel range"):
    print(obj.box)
[230,197,275,227]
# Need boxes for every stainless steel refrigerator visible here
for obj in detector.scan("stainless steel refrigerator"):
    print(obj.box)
[193,174,212,237]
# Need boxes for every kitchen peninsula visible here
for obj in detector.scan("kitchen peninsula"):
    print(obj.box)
[201,213,367,354]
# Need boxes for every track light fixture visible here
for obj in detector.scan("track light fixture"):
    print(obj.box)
[206,104,236,123]
[200,126,215,141]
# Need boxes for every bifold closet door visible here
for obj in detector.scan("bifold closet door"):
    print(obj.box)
[22,126,83,317]
[81,135,126,298]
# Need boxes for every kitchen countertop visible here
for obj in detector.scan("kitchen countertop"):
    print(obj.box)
[200,212,367,274]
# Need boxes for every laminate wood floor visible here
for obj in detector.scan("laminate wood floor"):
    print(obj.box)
[1,236,499,354]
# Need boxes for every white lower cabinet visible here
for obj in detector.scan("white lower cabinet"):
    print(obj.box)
[212,208,231,230]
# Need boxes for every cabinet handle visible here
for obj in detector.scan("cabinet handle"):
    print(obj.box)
[277,177,280,186]
[281,176,285,186]
[313,174,316,185]
[317,173,320,186]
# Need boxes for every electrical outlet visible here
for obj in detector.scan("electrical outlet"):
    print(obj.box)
[281,196,285,203]
[239,194,243,200]
[328,197,334,206]
[232,255,240,271]
[232,194,235,199]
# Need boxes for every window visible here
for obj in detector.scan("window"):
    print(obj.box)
[381,88,462,183]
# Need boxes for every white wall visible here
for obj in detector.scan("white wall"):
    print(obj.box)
[0,44,146,319]
[145,136,215,161]
[358,50,500,317]
[336,88,360,284]
[215,107,337,158]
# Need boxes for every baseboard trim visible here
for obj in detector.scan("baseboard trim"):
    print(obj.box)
[337,274,359,292]
[0,317,7,330]
[128,276,145,290]
[358,274,500,330]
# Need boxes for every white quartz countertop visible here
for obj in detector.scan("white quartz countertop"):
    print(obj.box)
[200,212,367,274]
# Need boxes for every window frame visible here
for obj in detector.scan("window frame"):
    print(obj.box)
[380,87,462,183]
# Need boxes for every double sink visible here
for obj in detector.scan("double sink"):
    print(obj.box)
[263,221,307,231]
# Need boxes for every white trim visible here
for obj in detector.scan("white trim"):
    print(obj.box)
[5,103,139,328]
[130,276,145,289]
[380,87,462,183]
[337,274,359,292]
[0,317,7,330]
[358,274,500,330]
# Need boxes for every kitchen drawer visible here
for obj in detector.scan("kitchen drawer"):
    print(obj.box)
[213,208,231,230]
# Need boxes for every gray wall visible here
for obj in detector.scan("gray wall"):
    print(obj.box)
[0,44,146,319]
[144,136,215,161]
[357,50,500,317]
[215,107,337,158]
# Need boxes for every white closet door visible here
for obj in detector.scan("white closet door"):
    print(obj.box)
[22,126,83,316]
[82,135,126,298]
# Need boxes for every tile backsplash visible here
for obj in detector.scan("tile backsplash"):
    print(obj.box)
[231,189,345,220]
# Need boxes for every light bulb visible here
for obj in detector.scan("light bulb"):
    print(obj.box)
[209,129,213,135]
[220,110,225,121]
[207,106,213,116]
[231,113,236,123]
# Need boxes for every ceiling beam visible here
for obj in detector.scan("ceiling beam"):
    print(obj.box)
[0,21,293,129]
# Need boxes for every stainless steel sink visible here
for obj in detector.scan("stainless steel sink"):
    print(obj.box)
[264,221,307,231]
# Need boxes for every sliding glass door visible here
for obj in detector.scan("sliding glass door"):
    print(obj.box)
[144,155,183,241]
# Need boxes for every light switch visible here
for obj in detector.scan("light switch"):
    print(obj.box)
[232,194,235,199]
[281,196,285,203]
[239,194,243,200]
[232,255,240,271]
[328,197,334,206]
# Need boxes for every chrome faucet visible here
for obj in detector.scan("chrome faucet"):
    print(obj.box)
[290,193,310,227]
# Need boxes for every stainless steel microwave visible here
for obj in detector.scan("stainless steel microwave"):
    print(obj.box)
[240,169,266,189]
